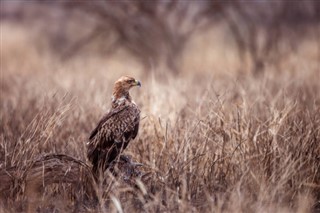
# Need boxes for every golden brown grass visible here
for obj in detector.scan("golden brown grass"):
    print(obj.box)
[1,22,320,212]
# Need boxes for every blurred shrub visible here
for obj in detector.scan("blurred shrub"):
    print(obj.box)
[1,0,319,74]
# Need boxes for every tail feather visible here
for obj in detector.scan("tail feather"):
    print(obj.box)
[87,145,120,177]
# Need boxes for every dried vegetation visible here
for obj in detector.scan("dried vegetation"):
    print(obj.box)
[0,3,320,212]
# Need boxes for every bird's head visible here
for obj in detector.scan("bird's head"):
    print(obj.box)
[112,76,141,101]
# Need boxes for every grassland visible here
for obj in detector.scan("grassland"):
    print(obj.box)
[0,22,320,212]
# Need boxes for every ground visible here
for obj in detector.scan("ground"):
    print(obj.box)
[0,22,320,212]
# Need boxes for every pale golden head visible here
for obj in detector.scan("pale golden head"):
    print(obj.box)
[112,76,141,100]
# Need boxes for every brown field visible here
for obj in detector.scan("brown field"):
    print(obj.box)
[1,20,320,213]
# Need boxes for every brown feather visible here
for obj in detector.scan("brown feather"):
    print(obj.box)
[87,76,141,177]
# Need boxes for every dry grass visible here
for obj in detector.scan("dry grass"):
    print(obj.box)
[1,22,320,213]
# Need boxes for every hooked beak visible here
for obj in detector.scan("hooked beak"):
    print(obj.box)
[135,80,141,87]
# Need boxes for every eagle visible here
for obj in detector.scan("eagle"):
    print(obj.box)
[87,76,141,177]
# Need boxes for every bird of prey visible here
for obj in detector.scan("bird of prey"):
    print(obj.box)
[87,76,141,177]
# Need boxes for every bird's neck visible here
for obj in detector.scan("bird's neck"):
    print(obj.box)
[112,89,132,101]
[111,90,132,108]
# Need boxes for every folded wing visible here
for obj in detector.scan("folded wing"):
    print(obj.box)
[87,103,140,175]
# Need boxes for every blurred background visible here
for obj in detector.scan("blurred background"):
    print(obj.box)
[1,1,320,212]
[1,0,319,77]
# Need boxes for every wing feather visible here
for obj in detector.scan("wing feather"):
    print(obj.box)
[87,103,140,173]
[88,105,129,140]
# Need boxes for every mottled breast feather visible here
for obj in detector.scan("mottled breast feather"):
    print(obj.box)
[87,101,140,175]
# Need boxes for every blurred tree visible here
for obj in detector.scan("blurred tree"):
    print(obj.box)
[201,0,320,75]
[1,0,319,75]
[61,0,204,74]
